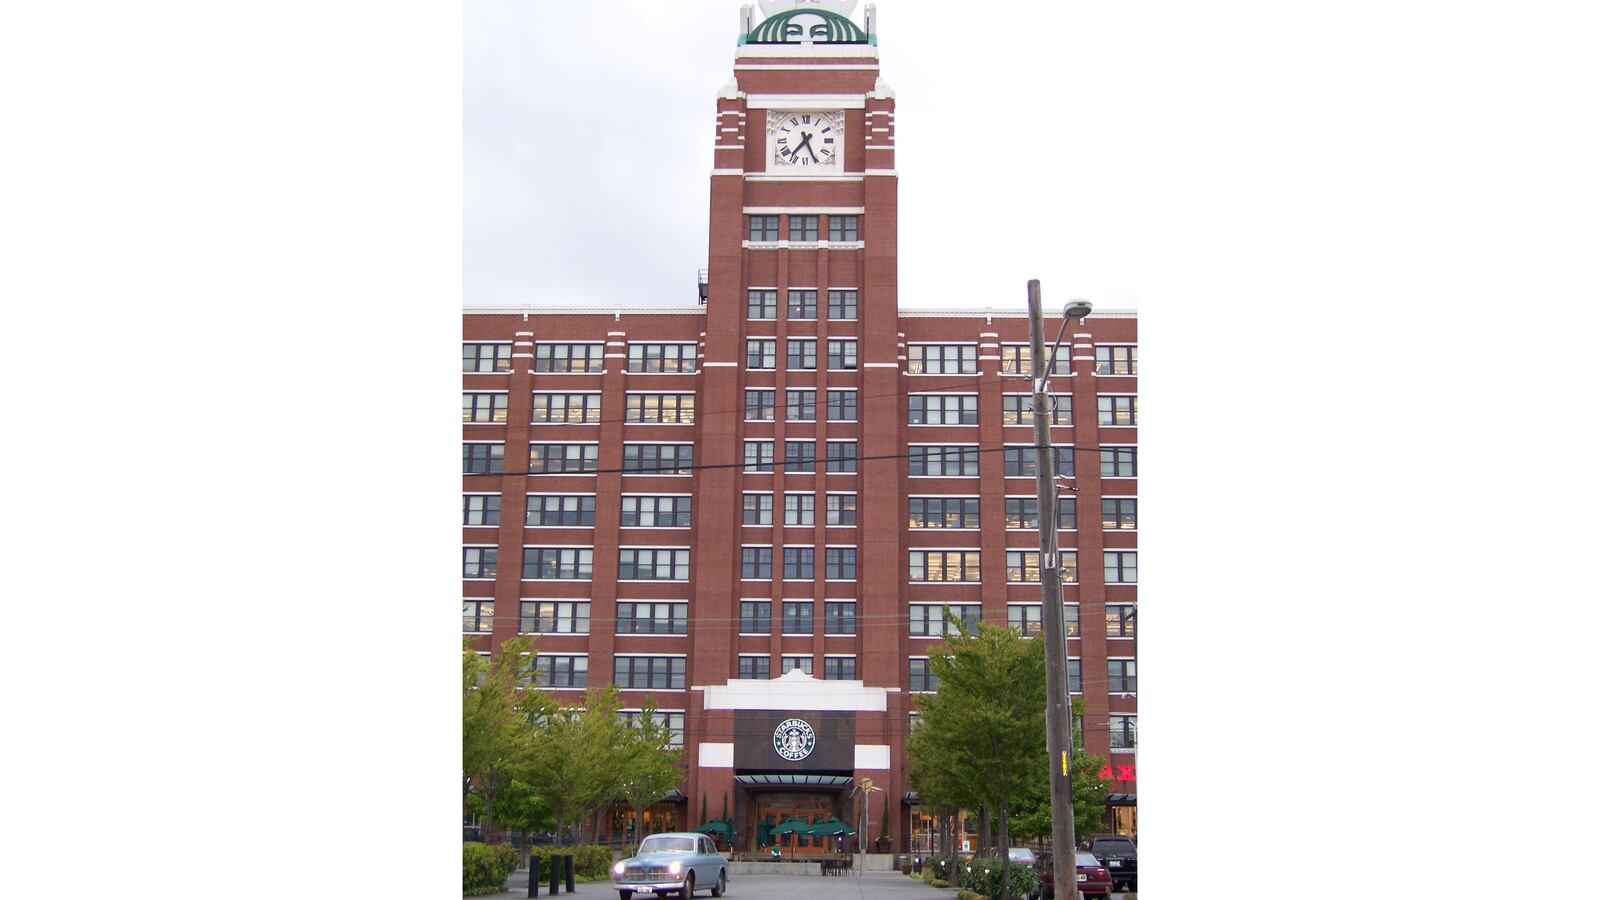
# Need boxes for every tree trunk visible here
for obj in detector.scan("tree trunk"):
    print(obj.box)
[998,798,1011,900]
[978,804,989,857]
[484,789,496,845]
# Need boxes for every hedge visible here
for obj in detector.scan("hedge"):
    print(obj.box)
[953,855,1040,900]
[531,844,614,880]
[463,842,518,896]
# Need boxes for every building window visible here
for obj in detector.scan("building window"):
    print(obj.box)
[519,600,590,634]
[826,339,857,370]
[1001,394,1072,426]
[783,656,813,675]
[781,601,814,634]
[1059,497,1077,530]
[622,444,694,475]
[907,344,977,375]
[908,394,978,425]
[538,654,588,689]
[463,547,497,579]
[462,600,494,633]
[1066,603,1080,637]
[745,389,776,421]
[748,215,779,242]
[614,656,686,690]
[1107,604,1137,638]
[617,548,690,581]
[739,601,772,634]
[619,709,686,748]
[533,343,603,373]
[823,657,856,680]
[786,338,817,370]
[825,493,857,526]
[746,338,776,369]
[463,495,501,526]
[1003,446,1075,478]
[1103,498,1137,530]
[627,342,697,373]
[742,493,773,525]
[1008,603,1042,637]
[783,493,815,526]
[619,496,692,528]
[1109,714,1138,750]
[527,443,598,474]
[463,392,508,424]
[744,440,775,473]
[463,343,512,373]
[827,289,857,320]
[531,392,601,424]
[908,550,981,582]
[785,389,816,422]
[908,446,979,477]
[1101,447,1137,478]
[790,214,819,242]
[825,547,857,580]
[1105,551,1138,583]
[738,655,770,680]
[625,393,696,424]
[747,289,778,320]
[826,389,857,421]
[1098,395,1138,427]
[741,546,773,579]
[525,495,596,527]
[824,601,857,635]
[910,604,981,637]
[521,547,592,580]
[1096,345,1138,376]
[828,215,859,242]
[783,440,816,474]
[999,344,1070,376]
[787,290,817,320]
[463,442,504,474]
[616,602,688,635]
[783,547,814,580]
[826,441,857,473]
[909,658,939,693]
[908,497,980,529]
[1107,659,1137,693]
[1067,658,1081,694]
[1005,497,1040,529]
[1007,550,1041,583]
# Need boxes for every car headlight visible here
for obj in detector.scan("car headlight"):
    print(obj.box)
[613,862,626,876]
[667,861,682,875]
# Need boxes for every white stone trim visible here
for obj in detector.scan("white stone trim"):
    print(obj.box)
[854,745,891,770]
[696,668,886,711]
[699,742,735,768]
[745,94,868,109]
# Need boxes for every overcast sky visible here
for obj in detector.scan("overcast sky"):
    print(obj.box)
[465,0,1141,310]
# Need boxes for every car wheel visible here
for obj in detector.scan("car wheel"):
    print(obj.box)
[618,892,632,900]
[711,869,726,897]
[681,872,695,900]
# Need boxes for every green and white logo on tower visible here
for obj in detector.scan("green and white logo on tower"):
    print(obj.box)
[773,718,817,761]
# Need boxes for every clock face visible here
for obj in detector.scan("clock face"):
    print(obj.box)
[769,110,843,170]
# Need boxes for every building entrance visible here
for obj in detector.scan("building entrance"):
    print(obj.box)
[749,791,847,857]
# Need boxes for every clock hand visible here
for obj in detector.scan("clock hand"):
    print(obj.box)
[794,132,818,162]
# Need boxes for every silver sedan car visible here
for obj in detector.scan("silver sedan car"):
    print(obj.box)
[611,833,729,900]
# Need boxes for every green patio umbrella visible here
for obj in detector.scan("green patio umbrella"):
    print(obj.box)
[769,816,813,835]
[808,817,855,836]
[694,819,732,837]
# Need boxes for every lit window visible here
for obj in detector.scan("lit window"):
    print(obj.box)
[625,393,696,424]
[462,600,494,633]
[531,393,601,424]
[1096,345,1137,376]
[533,343,603,373]
[1102,498,1137,530]
[463,343,512,373]
[519,601,590,634]
[463,392,508,424]
[527,443,598,474]
[1098,395,1137,427]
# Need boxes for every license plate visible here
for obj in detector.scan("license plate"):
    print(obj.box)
[1108,860,1121,866]
[635,890,653,895]
[1077,874,1087,882]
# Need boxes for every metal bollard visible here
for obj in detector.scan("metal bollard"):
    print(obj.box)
[549,853,561,895]
[563,854,575,892]
[528,856,540,898]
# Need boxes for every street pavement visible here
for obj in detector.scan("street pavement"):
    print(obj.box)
[491,868,1134,898]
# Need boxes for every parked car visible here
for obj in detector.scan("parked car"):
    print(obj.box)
[1087,834,1137,892]
[1008,847,1038,867]
[611,832,728,900]
[1032,850,1112,900]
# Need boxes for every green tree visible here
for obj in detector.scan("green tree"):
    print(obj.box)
[522,683,634,844]
[1008,697,1111,841]
[463,636,548,841]
[905,614,1048,900]
[616,699,685,844]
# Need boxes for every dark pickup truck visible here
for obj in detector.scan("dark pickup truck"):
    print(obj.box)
[1087,834,1136,892]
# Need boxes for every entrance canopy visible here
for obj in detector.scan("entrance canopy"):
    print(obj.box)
[735,773,854,787]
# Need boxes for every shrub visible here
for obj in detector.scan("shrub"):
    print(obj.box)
[953,855,1039,900]
[530,844,614,880]
[463,842,518,896]
[928,877,950,888]
[957,891,989,900]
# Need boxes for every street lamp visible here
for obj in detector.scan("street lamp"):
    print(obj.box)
[1028,281,1092,900]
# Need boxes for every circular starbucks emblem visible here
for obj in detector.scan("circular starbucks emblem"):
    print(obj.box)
[773,718,816,761]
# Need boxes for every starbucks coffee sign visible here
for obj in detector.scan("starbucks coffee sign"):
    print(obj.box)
[772,718,817,761]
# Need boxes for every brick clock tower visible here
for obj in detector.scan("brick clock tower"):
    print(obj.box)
[463,0,1139,854]
[691,0,907,852]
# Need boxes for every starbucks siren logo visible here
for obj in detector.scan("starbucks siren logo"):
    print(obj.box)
[773,718,817,761]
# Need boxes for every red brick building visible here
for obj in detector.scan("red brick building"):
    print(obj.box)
[464,1,1137,851]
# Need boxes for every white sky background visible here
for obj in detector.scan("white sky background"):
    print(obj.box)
[465,0,1140,310]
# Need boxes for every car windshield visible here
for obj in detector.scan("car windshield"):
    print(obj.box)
[1076,851,1100,866]
[639,836,696,854]
[1009,849,1035,861]
[1091,838,1135,854]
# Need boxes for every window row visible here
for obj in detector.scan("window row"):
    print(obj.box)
[744,388,857,422]
[741,492,857,526]
[741,440,856,474]
[736,654,860,680]
[746,289,858,321]
[744,338,857,370]
[737,600,857,634]
[995,344,1139,377]
[738,546,858,580]
[746,214,859,244]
